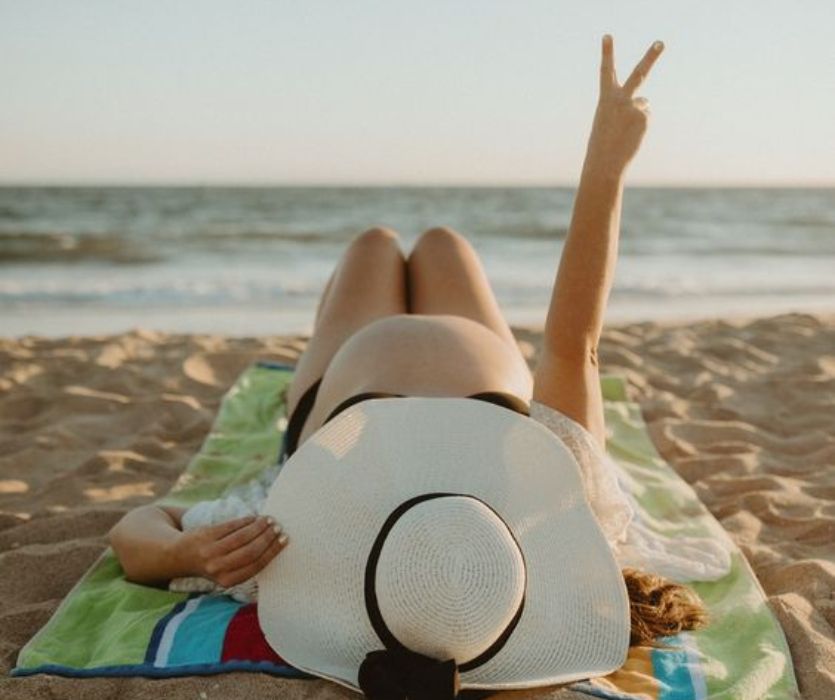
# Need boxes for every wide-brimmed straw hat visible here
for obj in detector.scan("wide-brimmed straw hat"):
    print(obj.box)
[257,397,629,697]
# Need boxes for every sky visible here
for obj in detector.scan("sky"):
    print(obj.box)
[1,1,833,186]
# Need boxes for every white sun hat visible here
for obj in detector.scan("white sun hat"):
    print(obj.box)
[256,397,629,697]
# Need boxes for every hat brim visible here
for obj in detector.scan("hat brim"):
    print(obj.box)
[257,397,629,691]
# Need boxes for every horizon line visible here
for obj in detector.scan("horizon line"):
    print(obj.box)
[0,180,833,189]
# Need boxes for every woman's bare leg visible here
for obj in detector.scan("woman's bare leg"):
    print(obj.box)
[286,227,408,417]
[407,227,520,349]
[407,226,531,388]
[312,267,337,327]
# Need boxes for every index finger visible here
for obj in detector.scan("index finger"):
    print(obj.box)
[599,33,617,91]
[622,40,664,97]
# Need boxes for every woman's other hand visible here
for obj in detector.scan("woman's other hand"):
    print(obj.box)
[173,514,288,588]
[585,34,665,178]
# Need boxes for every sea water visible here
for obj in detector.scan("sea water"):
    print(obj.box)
[1,186,833,337]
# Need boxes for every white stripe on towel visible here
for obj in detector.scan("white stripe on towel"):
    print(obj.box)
[154,596,202,667]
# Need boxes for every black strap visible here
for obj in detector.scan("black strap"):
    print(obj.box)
[288,388,530,460]
[283,377,323,458]
[466,390,530,417]
[324,391,404,424]
[358,648,499,699]
[359,648,459,699]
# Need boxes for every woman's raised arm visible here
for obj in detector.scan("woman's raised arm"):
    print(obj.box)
[533,35,664,447]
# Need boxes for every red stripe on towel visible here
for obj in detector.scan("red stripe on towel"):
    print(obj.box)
[221,603,287,664]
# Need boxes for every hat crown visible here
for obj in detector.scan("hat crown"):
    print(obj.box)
[374,495,526,664]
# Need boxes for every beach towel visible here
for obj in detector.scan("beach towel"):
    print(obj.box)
[10,361,799,699]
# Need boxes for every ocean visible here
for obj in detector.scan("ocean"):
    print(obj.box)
[1,186,833,338]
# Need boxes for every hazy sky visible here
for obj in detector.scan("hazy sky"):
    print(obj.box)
[2,1,833,186]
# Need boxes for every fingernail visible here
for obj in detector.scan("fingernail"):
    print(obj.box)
[278,533,288,545]
[272,523,282,535]
[654,40,664,51]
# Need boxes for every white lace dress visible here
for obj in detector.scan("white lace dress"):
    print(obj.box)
[528,401,731,583]
[169,400,730,602]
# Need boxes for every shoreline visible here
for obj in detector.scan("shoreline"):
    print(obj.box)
[4,300,835,341]
[1,311,832,698]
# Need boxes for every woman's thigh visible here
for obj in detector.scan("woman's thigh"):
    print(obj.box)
[286,227,408,416]
[407,226,520,350]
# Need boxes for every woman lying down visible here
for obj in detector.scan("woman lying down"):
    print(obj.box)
[108,35,728,698]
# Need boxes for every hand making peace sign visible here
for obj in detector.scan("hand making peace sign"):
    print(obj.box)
[585,34,665,177]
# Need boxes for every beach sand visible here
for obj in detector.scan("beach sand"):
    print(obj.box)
[0,311,832,699]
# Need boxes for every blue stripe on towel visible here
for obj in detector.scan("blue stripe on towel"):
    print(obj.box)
[164,594,243,667]
[10,661,310,678]
[652,635,700,700]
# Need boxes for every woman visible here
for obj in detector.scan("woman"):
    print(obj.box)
[109,34,706,666]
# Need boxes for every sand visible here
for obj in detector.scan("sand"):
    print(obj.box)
[0,311,832,699]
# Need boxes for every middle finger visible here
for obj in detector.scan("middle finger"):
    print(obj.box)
[221,534,288,586]
[212,516,275,556]
[623,40,664,97]
[217,523,279,571]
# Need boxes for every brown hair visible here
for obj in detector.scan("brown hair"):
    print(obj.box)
[623,568,708,647]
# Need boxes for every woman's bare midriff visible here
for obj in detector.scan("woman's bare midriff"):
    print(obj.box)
[298,314,534,446]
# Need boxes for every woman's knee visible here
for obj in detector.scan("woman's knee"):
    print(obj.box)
[337,227,405,275]
[409,226,472,261]
[349,226,402,255]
